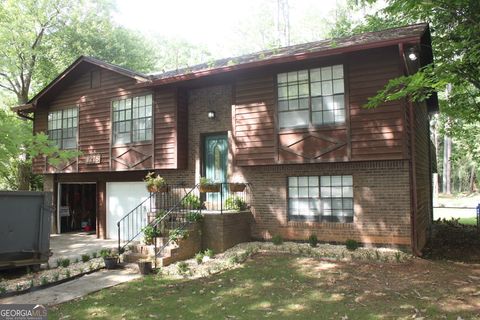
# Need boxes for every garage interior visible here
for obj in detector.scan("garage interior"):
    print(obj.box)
[58,183,97,233]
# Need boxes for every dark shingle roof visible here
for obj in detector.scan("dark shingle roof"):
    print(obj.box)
[150,23,428,81]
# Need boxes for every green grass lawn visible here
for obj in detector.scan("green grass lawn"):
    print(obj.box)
[49,254,480,320]
[459,216,478,225]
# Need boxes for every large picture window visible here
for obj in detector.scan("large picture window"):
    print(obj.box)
[288,175,353,222]
[277,65,345,129]
[48,107,78,149]
[112,94,152,145]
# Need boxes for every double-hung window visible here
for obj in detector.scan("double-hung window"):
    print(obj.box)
[47,107,78,149]
[112,94,152,145]
[288,175,353,222]
[277,64,345,129]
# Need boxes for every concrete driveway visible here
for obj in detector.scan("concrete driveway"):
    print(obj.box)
[49,232,117,266]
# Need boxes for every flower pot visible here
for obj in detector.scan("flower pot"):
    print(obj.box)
[200,184,221,193]
[228,183,246,192]
[103,257,118,270]
[138,261,152,275]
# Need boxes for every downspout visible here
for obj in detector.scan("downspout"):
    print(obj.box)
[399,43,421,256]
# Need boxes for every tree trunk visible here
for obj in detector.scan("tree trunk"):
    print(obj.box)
[16,95,31,191]
[469,166,476,193]
[442,135,452,194]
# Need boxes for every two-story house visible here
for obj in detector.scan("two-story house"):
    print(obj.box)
[14,23,436,255]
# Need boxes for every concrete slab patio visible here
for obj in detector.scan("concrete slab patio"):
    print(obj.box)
[0,267,141,306]
[49,232,117,266]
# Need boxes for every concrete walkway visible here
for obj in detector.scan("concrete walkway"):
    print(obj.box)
[0,267,141,306]
[49,232,117,266]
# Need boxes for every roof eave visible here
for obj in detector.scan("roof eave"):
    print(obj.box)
[141,35,422,87]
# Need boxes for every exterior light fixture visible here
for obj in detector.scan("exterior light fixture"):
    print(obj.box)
[407,47,418,61]
[207,111,216,119]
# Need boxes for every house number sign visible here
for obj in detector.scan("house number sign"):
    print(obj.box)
[85,153,101,164]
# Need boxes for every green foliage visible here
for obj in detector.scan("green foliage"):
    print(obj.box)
[272,235,283,245]
[91,252,97,259]
[0,284,6,294]
[99,248,116,259]
[200,177,216,186]
[40,276,48,286]
[195,252,204,265]
[65,269,71,278]
[56,258,70,268]
[204,248,215,259]
[186,211,203,222]
[169,228,188,243]
[181,194,201,209]
[81,254,90,263]
[52,272,59,282]
[308,234,318,248]
[144,172,167,191]
[224,196,247,211]
[176,261,189,275]
[345,239,359,251]
[142,225,161,245]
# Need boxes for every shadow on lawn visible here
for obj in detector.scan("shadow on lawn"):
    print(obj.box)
[49,253,480,320]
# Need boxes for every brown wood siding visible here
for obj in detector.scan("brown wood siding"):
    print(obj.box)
[32,66,184,174]
[413,102,432,251]
[348,46,407,161]
[233,76,277,166]
[176,89,188,169]
[153,88,178,169]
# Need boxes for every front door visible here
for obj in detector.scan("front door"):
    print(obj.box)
[204,134,228,206]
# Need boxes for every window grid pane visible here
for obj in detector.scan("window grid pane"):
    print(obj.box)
[112,94,152,144]
[278,64,345,129]
[47,108,78,149]
[288,175,353,223]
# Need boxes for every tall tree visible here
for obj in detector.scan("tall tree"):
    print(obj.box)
[0,0,157,190]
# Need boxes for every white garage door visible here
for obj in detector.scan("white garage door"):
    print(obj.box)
[106,182,150,240]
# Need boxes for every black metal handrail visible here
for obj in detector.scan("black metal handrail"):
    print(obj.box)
[201,182,251,213]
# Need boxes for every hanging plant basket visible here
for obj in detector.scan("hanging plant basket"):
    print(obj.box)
[147,185,158,193]
[228,183,246,192]
[200,184,221,193]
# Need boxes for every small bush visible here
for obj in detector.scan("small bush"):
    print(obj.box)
[228,254,240,265]
[225,196,247,211]
[345,239,359,251]
[65,269,71,278]
[91,252,97,259]
[0,285,6,294]
[16,284,22,291]
[181,194,201,209]
[81,254,90,263]
[177,261,189,274]
[186,211,203,222]
[143,225,161,245]
[169,228,188,243]
[272,235,283,245]
[308,234,318,247]
[52,273,60,282]
[29,279,34,288]
[40,276,48,286]
[99,249,112,258]
[195,252,204,265]
[56,258,70,268]
[74,258,79,263]
[204,248,214,258]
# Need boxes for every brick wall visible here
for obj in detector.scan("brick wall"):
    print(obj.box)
[202,211,252,253]
[233,160,412,247]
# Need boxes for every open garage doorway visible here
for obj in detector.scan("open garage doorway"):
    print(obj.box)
[57,183,97,234]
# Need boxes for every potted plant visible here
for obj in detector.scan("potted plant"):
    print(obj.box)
[100,249,118,270]
[199,177,221,193]
[144,172,168,193]
[228,182,247,192]
[142,225,161,245]
[137,259,153,275]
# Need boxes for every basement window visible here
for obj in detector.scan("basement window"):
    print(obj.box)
[288,175,353,222]
[47,107,78,149]
[112,94,152,145]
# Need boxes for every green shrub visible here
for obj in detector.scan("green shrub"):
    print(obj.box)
[65,269,71,278]
[308,234,318,247]
[81,254,90,263]
[56,258,70,268]
[228,254,240,265]
[345,239,359,251]
[169,228,188,243]
[40,276,48,286]
[204,248,214,258]
[52,273,59,282]
[186,211,203,222]
[181,194,201,209]
[99,249,112,258]
[177,261,189,274]
[91,252,97,259]
[195,252,204,265]
[225,196,247,211]
[16,284,22,291]
[272,235,283,245]
[142,225,161,245]
[0,285,6,294]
